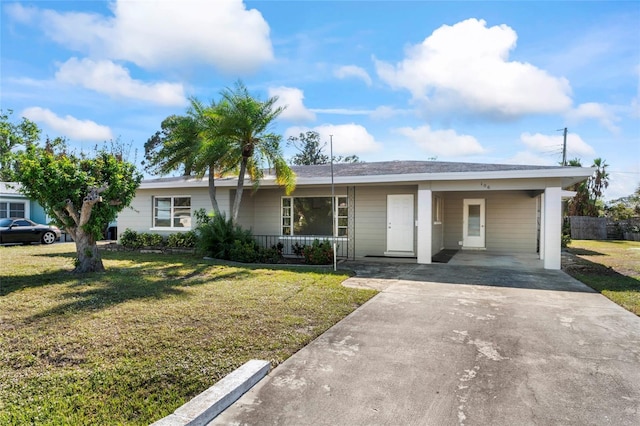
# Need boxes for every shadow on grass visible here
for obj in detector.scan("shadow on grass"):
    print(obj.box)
[27,267,254,321]
[567,247,605,256]
[563,254,639,315]
[564,255,640,291]
[1,250,256,319]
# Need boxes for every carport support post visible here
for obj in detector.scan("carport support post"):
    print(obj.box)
[417,185,432,264]
[543,186,562,270]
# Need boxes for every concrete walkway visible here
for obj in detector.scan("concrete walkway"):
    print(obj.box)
[213,262,640,425]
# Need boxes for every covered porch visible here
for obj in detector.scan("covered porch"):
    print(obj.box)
[417,185,564,270]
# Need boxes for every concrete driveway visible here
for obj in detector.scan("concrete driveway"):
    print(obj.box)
[213,262,640,426]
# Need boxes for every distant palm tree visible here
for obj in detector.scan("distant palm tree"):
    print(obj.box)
[589,157,609,204]
[216,81,296,222]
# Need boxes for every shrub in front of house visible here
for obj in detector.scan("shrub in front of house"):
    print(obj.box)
[195,211,254,260]
[167,231,197,248]
[302,239,334,265]
[120,229,143,249]
[229,240,260,263]
[120,229,165,249]
[259,246,284,264]
[140,232,165,247]
[292,242,305,257]
[119,229,197,250]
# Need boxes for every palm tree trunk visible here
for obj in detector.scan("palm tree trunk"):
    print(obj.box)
[208,164,221,215]
[231,157,248,223]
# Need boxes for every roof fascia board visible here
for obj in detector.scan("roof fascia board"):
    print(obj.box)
[140,167,595,189]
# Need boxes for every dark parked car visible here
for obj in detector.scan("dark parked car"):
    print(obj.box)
[0,218,62,245]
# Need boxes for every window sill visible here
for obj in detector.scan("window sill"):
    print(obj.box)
[150,227,192,232]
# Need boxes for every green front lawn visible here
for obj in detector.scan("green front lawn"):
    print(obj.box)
[564,240,640,316]
[0,243,376,425]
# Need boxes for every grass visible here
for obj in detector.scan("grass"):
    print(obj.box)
[0,243,377,425]
[564,239,640,316]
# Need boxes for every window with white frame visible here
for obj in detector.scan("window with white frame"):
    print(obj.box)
[433,196,443,224]
[0,201,26,219]
[281,196,348,236]
[153,196,191,228]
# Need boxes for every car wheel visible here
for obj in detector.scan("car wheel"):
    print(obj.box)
[41,231,56,245]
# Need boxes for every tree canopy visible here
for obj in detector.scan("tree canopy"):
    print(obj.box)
[0,110,41,181]
[216,81,296,222]
[567,157,610,217]
[145,81,296,222]
[287,130,360,165]
[606,183,640,220]
[16,141,142,273]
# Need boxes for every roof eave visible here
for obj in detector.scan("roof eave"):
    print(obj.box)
[139,167,595,189]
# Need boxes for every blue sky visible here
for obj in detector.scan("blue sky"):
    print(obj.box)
[2,0,639,200]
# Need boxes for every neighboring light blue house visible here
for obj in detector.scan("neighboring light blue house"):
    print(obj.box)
[0,182,48,224]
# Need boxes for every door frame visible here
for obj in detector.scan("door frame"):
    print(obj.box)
[462,198,485,249]
[385,194,415,256]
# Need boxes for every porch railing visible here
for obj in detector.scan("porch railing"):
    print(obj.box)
[253,235,349,259]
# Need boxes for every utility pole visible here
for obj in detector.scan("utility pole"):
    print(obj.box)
[330,135,336,271]
[561,127,568,166]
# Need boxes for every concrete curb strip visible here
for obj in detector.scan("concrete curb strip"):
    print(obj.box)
[150,360,270,426]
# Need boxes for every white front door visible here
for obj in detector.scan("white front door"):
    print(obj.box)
[463,198,485,248]
[386,194,414,254]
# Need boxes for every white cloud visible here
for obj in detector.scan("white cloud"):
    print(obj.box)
[370,106,413,120]
[606,170,640,201]
[375,18,573,118]
[520,132,595,157]
[11,0,273,73]
[22,107,113,141]
[504,151,556,166]
[55,58,187,106]
[334,65,373,86]
[285,124,382,155]
[394,125,485,156]
[5,3,37,24]
[308,106,413,118]
[268,86,316,122]
[310,108,373,115]
[567,102,621,134]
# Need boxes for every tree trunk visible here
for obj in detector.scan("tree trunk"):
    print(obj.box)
[231,157,248,223]
[73,228,105,273]
[208,165,221,215]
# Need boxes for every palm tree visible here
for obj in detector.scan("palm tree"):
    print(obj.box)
[589,158,609,202]
[216,81,296,222]
[143,98,234,215]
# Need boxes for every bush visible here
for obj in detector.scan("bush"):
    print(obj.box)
[272,242,284,257]
[167,231,197,248]
[140,233,165,247]
[120,229,143,249]
[292,242,305,257]
[303,239,334,265]
[196,212,254,260]
[259,246,283,264]
[229,240,259,263]
[119,229,167,249]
